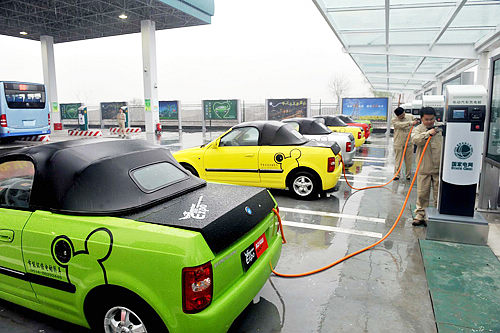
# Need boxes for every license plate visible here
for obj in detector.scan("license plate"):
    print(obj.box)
[241,233,269,271]
[23,120,36,127]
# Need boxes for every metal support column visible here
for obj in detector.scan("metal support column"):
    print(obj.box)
[141,20,160,134]
[40,35,60,131]
[476,52,490,89]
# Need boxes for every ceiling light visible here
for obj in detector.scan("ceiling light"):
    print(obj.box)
[119,14,128,19]
[20,31,28,35]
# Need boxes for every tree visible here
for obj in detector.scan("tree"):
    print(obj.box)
[329,73,350,112]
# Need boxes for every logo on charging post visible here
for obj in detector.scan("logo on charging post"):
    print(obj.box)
[454,142,473,160]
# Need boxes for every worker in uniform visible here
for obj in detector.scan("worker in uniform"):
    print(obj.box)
[411,107,443,226]
[117,106,127,138]
[391,107,418,180]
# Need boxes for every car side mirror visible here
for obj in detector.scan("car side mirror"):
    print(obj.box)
[213,138,221,149]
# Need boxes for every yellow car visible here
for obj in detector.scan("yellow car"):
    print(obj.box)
[314,115,365,147]
[173,121,342,199]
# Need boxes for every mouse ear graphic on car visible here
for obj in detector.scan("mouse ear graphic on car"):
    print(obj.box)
[51,228,113,286]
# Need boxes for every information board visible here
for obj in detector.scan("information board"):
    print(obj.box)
[342,97,389,121]
[159,101,179,120]
[101,102,127,120]
[203,100,238,120]
[60,103,81,119]
[267,98,308,120]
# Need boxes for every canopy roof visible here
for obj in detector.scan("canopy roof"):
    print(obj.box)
[0,0,214,43]
[313,0,500,93]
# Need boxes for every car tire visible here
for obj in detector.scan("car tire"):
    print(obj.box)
[289,171,319,200]
[181,164,199,177]
[90,295,168,333]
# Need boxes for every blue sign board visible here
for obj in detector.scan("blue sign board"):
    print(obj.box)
[342,97,388,121]
[159,101,179,120]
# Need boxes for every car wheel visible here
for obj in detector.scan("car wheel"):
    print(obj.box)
[182,164,199,177]
[91,296,168,333]
[289,171,319,200]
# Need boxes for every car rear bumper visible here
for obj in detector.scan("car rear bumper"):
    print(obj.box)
[354,136,366,147]
[323,161,342,191]
[174,232,282,333]
[341,150,355,166]
[0,127,50,137]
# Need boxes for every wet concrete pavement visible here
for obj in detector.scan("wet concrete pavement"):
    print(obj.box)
[0,131,452,332]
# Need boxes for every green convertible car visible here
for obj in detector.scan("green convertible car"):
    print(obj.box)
[0,139,282,333]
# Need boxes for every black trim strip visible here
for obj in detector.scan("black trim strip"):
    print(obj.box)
[205,168,284,174]
[206,168,259,173]
[259,169,284,173]
[0,265,76,293]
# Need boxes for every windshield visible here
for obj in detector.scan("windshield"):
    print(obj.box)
[4,82,46,109]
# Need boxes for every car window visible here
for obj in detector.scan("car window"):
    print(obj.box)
[0,160,34,209]
[131,162,188,193]
[220,127,259,146]
[315,117,326,124]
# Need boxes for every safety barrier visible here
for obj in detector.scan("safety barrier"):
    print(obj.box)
[67,129,103,137]
[109,127,142,134]
[18,135,50,142]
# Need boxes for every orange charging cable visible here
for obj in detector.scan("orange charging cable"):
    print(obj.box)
[272,208,287,244]
[270,135,432,278]
[341,126,414,191]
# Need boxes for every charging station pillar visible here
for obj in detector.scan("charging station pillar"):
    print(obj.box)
[427,85,489,245]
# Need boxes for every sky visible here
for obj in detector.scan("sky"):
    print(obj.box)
[0,0,372,106]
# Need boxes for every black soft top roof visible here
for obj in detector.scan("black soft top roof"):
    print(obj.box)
[282,118,332,135]
[337,115,356,123]
[232,121,308,146]
[313,115,348,127]
[1,139,205,215]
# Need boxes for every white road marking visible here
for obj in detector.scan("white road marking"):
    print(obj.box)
[353,156,388,161]
[282,220,383,238]
[338,179,388,186]
[344,174,391,180]
[352,158,386,163]
[279,207,385,223]
[362,144,390,148]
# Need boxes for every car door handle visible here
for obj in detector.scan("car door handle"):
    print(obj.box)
[244,154,255,157]
[0,230,14,243]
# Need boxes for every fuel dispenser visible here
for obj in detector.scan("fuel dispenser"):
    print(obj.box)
[427,85,489,245]
[422,95,445,122]
[78,105,88,131]
[412,100,422,119]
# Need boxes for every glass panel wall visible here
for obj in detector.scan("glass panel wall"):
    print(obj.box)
[486,57,500,164]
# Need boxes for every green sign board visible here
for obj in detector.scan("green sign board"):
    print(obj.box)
[60,103,82,119]
[203,100,238,120]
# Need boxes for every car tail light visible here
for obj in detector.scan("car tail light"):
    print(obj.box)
[358,131,362,139]
[327,157,335,173]
[0,114,7,127]
[48,113,51,126]
[346,141,352,152]
[182,262,213,313]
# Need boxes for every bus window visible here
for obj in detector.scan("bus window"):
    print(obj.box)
[3,82,45,109]
[0,81,50,139]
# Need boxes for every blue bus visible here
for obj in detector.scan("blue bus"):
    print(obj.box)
[0,81,51,140]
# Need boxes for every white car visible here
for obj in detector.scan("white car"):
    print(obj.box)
[282,118,356,166]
